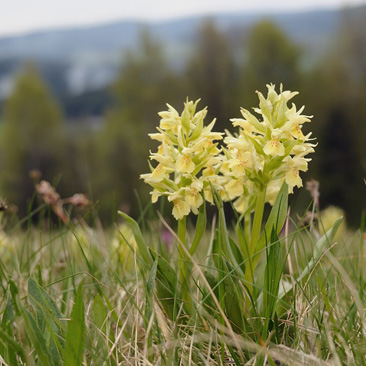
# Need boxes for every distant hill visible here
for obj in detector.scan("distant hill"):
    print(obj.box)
[0,9,343,61]
[0,5,362,113]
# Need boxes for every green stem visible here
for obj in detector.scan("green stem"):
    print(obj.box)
[245,186,267,294]
[178,216,186,257]
[243,213,251,256]
[249,186,267,256]
[178,217,190,309]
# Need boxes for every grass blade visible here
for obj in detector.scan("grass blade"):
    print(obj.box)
[93,294,107,333]
[21,308,55,366]
[279,216,343,300]
[0,298,22,366]
[64,284,86,366]
[118,210,151,267]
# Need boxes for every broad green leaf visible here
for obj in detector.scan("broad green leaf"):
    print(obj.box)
[147,258,158,295]
[213,189,244,279]
[201,271,220,312]
[263,228,283,320]
[229,237,246,275]
[189,201,207,255]
[252,182,288,270]
[118,211,151,267]
[21,307,55,366]
[93,294,107,333]
[222,258,245,332]
[28,278,63,320]
[149,249,178,320]
[64,284,86,366]
[149,249,177,290]
[28,278,65,366]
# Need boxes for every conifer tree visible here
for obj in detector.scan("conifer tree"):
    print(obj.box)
[0,64,63,214]
[96,30,182,218]
[241,20,300,107]
[186,19,235,131]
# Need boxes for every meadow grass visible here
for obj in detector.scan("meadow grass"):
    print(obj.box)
[0,203,365,366]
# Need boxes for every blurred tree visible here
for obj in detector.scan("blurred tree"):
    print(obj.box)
[0,64,64,215]
[337,7,366,175]
[240,20,300,107]
[301,7,366,225]
[96,30,184,219]
[185,19,236,132]
[316,108,365,224]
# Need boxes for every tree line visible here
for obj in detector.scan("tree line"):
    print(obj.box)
[0,14,365,225]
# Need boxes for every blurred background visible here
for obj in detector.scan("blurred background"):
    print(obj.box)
[0,1,365,225]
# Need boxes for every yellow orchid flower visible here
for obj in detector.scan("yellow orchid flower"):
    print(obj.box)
[285,167,302,191]
[171,197,191,220]
[185,181,204,214]
[141,99,223,220]
[224,179,244,200]
[222,83,315,211]
[176,153,195,173]
[151,163,168,181]
[263,135,285,156]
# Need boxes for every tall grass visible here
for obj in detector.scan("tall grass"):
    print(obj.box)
[0,202,365,365]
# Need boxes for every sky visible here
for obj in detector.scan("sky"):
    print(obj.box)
[1,0,365,37]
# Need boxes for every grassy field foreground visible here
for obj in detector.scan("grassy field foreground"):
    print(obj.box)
[0,202,365,365]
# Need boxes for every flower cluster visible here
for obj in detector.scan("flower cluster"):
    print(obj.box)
[140,100,223,220]
[142,85,316,219]
[221,84,316,213]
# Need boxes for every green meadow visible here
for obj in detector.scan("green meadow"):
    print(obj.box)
[1,85,365,366]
